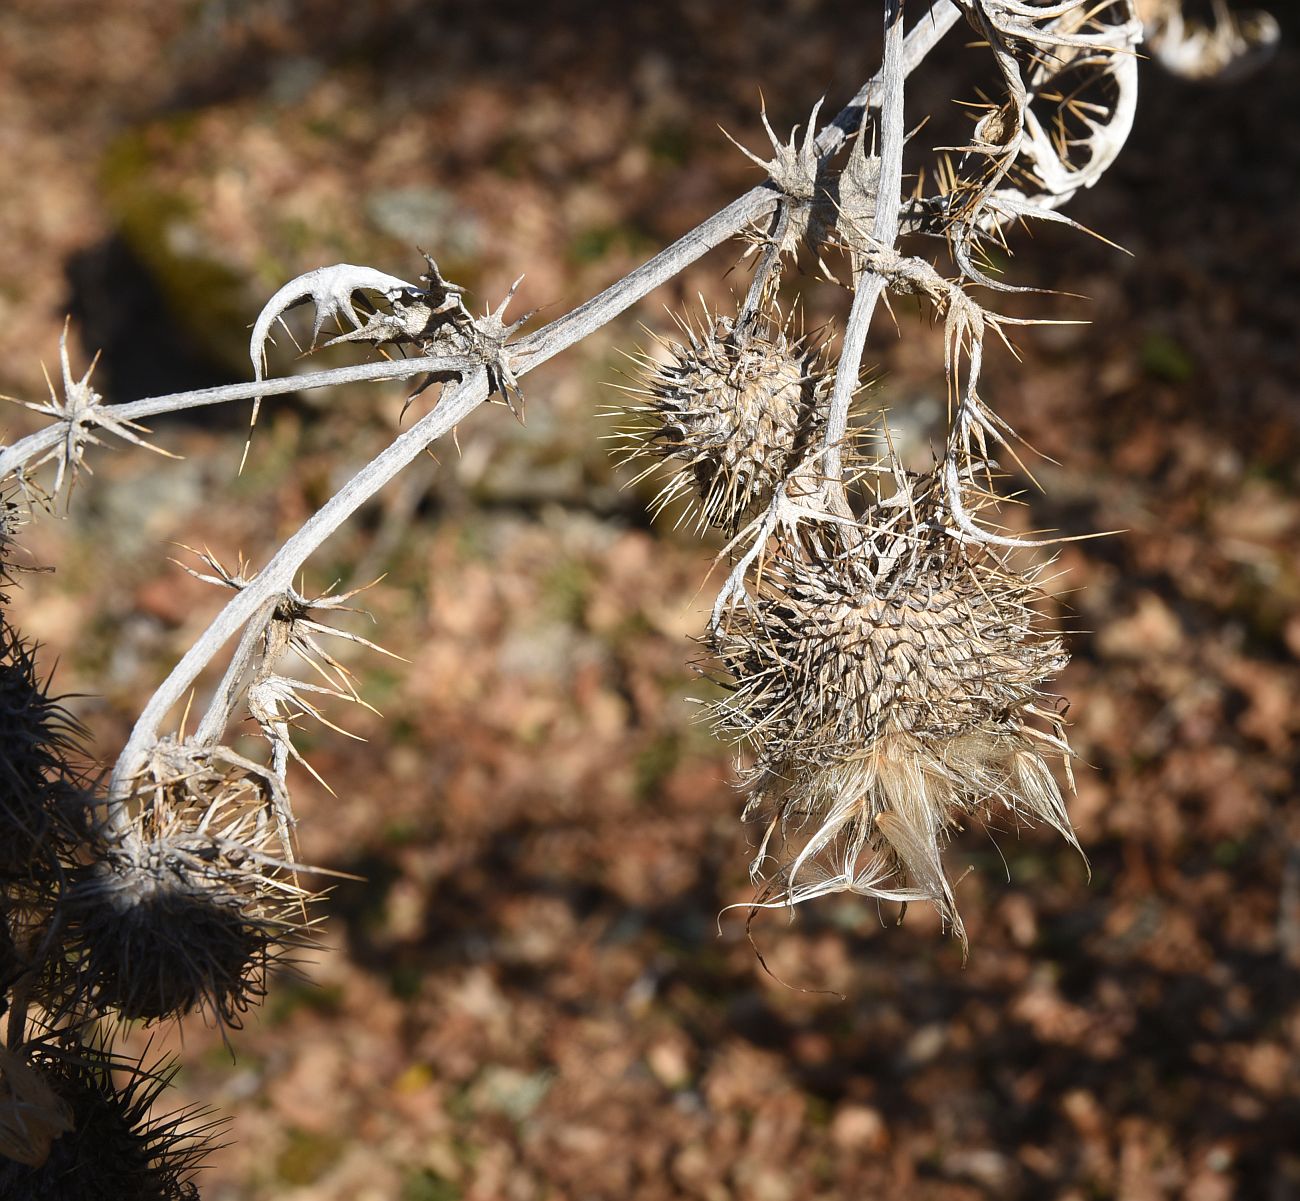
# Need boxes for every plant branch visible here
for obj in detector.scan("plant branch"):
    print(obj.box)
[736,203,792,340]
[816,0,961,158]
[822,0,910,488]
[2,0,963,485]
[193,599,279,746]
[512,0,960,373]
[108,368,489,800]
[0,355,477,483]
[104,0,963,804]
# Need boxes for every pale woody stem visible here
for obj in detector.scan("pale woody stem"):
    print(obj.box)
[822,0,909,490]
[102,0,963,804]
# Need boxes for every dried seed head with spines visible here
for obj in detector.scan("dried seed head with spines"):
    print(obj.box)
[0,619,93,889]
[0,1039,215,1200]
[614,305,830,533]
[59,861,272,1027]
[710,468,1076,946]
[53,777,313,1028]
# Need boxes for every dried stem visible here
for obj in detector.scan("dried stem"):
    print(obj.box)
[107,367,488,800]
[822,0,908,491]
[0,354,477,483]
[102,0,963,805]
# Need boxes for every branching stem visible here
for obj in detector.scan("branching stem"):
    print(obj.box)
[108,369,489,800]
[100,0,963,804]
[0,355,477,483]
[736,203,792,341]
[823,0,909,489]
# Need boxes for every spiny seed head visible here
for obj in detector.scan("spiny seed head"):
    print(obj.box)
[713,536,1065,762]
[0,620,92,883]
[615,306,829,533]
[62,863,273,1025]
[56,795,310,1027]
[712,473,1076,945]
[0,1041,213,1200]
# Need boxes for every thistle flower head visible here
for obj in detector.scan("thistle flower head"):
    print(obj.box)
[56,776,313,1028]
[711,470,1076,944]
[0,1040,213,1200]
[614,306,829,533]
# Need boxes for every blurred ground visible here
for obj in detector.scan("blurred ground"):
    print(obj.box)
[1,2,1299,1199]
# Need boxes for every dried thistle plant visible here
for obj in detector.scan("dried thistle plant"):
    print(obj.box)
[707,466,1076,948]
[0,0,1272,1191]
[0,1039,215,1200]
[611,303,831,533]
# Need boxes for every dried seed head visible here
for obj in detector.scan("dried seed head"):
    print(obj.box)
[615,307,829,533]
[712,472,1076,944]
[62,864,272,1025]
[714,535,1064,760]
[0,1041,213,1200]
[56,788,311,1027]
[0,1046,74,1169]
[0,620,92,883]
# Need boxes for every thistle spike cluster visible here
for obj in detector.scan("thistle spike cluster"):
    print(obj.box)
[5,325,176,510]
[0,1040,217,1200]
[612,305,831,534]
[707,466,1077,947]
[245,252,531,468]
